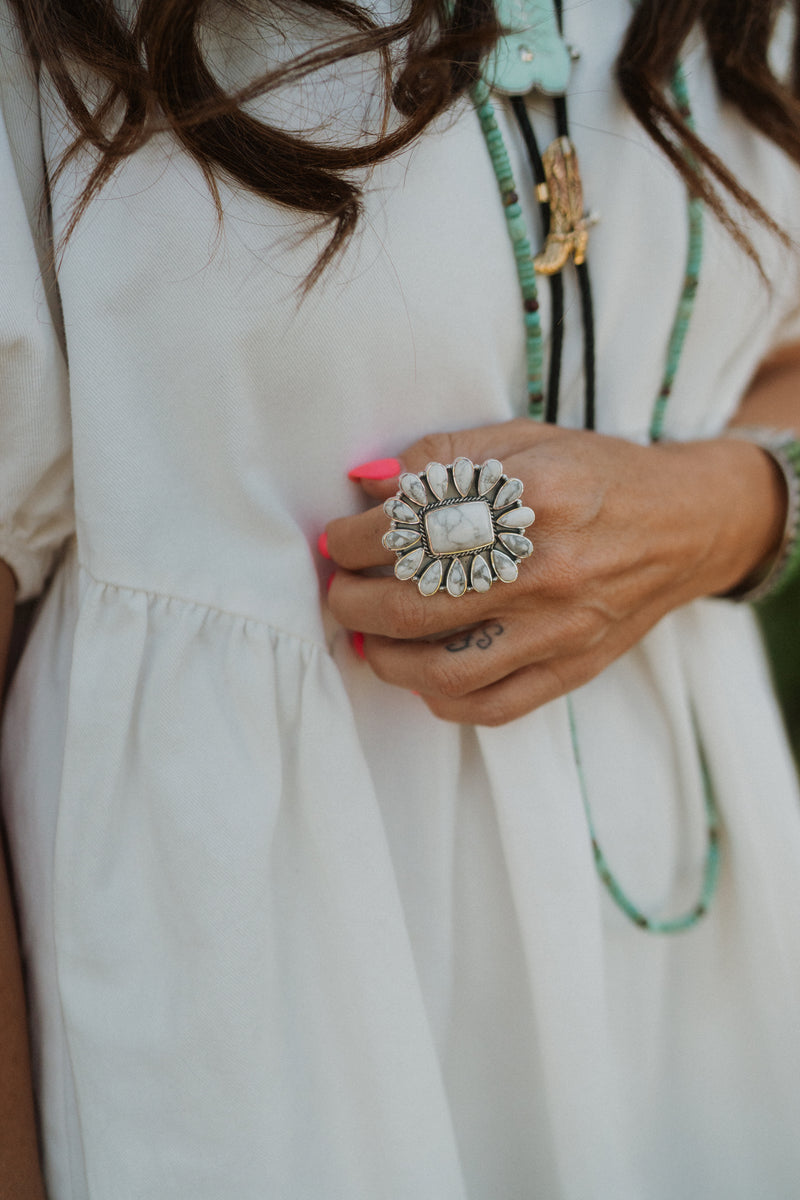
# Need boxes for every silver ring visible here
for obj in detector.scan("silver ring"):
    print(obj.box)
[382,457,534,596]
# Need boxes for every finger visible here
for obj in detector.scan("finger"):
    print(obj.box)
[412,598,671,726]
[346,458,403,503]
[363,618,529,697]
[422,657,585,720]
[327,569,503,639]
[358,473,404,503]
[326,505,396,570]
[362,600,613,697]
[415,654,595,726]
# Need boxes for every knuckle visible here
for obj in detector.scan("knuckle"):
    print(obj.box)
[406,432,458,470]
[423,655,470,699]
[564,606,606,650]
[382,586,426,639]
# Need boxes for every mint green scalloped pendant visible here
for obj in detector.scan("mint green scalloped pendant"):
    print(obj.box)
[483,0,572,95]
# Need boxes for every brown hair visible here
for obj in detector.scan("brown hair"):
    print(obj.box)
[10,0,800,275]
[618,0,800,261]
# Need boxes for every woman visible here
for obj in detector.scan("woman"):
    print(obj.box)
[2,0,800,1195]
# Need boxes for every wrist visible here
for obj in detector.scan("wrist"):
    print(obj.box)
[717,427,800,602]
[656,436,787,600]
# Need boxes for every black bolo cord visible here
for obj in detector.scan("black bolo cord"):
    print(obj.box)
[508,1,597,431]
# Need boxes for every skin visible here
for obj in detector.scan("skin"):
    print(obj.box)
[0,560,46,1200]
[325,342,800,727]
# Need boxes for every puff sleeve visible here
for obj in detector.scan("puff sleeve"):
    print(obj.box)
[0,4,73,602]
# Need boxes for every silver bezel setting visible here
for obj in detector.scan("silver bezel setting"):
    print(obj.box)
[382,457,535,596]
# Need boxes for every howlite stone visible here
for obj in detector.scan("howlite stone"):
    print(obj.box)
[394,547,424,581]
[382,528,420,552]
[418,559,443,596]
[425,501,494,555]
[471,554,493,593]
[495,477,524,508]
[446,558,468,597]
[399,472,428,506]
[497,506,535,529]
[425,461,449,501]
[452,457,476,497]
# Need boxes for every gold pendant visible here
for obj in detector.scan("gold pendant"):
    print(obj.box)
[534,136,599,276]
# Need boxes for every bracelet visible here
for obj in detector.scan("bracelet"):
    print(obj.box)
[721,426,800,604]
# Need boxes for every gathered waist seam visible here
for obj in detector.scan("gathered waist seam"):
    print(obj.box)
[74,558,329,655]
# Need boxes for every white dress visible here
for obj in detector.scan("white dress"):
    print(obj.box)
[3,1,800,1197]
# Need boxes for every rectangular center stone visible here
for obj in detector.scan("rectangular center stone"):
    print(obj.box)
[424,500,494,555]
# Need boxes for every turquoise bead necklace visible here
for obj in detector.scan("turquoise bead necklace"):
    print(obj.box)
[568,703,721,933]
[473,39,721,932]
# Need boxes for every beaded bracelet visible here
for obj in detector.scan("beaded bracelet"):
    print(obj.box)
[722,427,800,604]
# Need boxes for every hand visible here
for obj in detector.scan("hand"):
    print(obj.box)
[324,419,784,725]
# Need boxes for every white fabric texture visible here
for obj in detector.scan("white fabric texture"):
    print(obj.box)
[0,9,72,599]
[2,1,800,1197]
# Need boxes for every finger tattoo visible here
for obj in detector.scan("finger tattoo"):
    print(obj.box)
[444,622,505,653]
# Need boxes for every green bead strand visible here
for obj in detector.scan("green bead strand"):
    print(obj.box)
[473,81,545,417]
[567,696,721,934]
[649,62,705,442]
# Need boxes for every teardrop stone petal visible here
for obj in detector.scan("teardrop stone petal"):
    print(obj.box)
[452,457,475,497]
[471,553,493,593]
[399,472,428,507]
[492,548,519,583]
[446,557,467,597]
[418,558,444,596]
[384,498,419,523]
[425,461,449,501]
[497,506,535,529]
[382,528,421,551]
[394,546,424,580]
[494,477,524,508]
[478,459,503,495]
[499,532,533,559]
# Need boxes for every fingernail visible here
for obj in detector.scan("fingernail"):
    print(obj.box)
[326,572,336,594]
[317,531,330,559]
[352,631,365,659]
[348,457,401,481]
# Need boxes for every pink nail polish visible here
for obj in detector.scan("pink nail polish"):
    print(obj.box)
[317,531,330,559]
[352,631,366,659]
[326,572,336,593]
[348,457,401,481]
